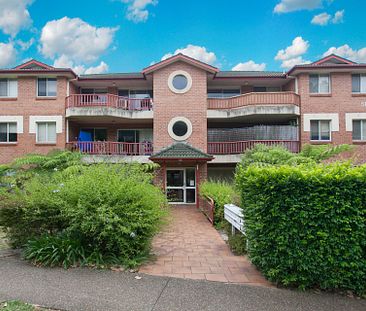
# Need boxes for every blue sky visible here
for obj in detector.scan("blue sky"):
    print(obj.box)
[0,0,364,74]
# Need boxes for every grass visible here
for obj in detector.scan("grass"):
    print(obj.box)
[0,230,9,250]
[0,301,55,311]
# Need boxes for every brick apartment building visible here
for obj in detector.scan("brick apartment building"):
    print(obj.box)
[0,53,366,205]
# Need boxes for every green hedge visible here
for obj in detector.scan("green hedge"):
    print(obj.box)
[236,163,366,294]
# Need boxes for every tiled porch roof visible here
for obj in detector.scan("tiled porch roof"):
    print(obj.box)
[150,143,214,161]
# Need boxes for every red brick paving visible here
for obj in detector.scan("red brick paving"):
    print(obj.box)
[139,206,271,286]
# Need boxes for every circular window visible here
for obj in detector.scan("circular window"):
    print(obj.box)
[168,70,192,94]
[168,117,193,141]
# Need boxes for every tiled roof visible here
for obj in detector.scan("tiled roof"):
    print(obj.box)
[78,73,145,80]
[215,71,286,78]
[150,143,214,160]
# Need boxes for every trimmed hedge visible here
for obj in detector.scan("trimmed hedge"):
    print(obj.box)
[236,163,366,294]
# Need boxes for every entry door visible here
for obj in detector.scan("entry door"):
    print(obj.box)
[166,168,196,204]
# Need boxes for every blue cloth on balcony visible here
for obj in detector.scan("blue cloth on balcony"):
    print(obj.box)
[78,130,93,152]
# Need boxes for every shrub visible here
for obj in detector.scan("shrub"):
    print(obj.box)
[0,162,168,268]
[227,231,247,255]
[200,181,238,226]
[236,162,366,294]
[239,144,354,170]
[23,233,86,269]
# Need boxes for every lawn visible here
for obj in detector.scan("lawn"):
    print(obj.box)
[0,301,55,311]
[0,229,9,250]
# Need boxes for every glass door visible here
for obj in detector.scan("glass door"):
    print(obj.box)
[166,168,196,204]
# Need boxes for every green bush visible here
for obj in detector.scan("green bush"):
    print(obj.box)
[0,161,168,268]
[227,231,247,255]
[23,233,87,269]
[239,144,354,169]
[200,181,238,226]
[236,162,366,294]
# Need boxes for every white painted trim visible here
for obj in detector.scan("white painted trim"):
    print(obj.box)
[345,113,366,131]
[0,116,23,133]
[303,113,339,132]
[168,117,193,141]
[168,70,192,94]
[29,116,63,134]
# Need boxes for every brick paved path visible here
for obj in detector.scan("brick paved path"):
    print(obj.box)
[139,206,271,286]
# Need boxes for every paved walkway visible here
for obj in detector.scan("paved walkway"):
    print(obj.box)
[139,206,270,286]
[0,256,365,311]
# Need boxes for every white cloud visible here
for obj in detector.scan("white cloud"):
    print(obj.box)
[161,44,217,65]
[0,42,16,68]
[332,10,344,24]
[274,0,324,13]
[40,17,118,63]
[0,0,33,37]
[53,55,109,75]
[121,0,158,23]
[311,10,344,26]
[232,60,266,71]
[323,44,366,63]
[16,38,34,51]
[311,13,331,25]
[275,36,310,69]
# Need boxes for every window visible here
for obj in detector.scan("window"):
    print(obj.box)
[36,122,56,143]
[168,71,192,94]
[166,168,196,204]
[309,74,330,94]
[118,130,139,143]
[37,78,57,97]
[310,120,331,141]
[352,120,366,141]
[80,128,107,142]
[0,79,18,97]
[253,86,281,93]
[352,74,366,93]
[118,90,153,99]
[168,117,193,141]
[207,89,241,98]
[0,123,17,143]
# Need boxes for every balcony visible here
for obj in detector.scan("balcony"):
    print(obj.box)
[208,140,300,155]
[207,92,300,110]
[66,94,153,110]
[66,141,153,156]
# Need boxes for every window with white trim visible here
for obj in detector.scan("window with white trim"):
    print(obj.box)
[309,74,330,94]
[352,120,366,141]
[36,122,56,143]
[0,79,18,98]
[310,120,331,141]
[0,122,17,142]
[352,74,366,93]
[37,78,57,97]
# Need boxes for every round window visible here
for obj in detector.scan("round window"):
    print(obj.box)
[172,121,188,137]
[172,75,188,90]
[168,117,193,141]
[168,71,192,94]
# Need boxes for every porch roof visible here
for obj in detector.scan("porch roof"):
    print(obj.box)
[150,143,214,161]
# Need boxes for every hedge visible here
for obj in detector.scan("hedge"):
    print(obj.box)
[236,162,366,294]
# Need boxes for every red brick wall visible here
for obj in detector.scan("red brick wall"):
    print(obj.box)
[0,76,68,164]
[152,61,208,152]
[298,72,366,162]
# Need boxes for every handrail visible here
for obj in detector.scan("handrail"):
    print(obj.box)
[65,94,153,111]
[207,92,300,110]
[208,140,300,154]
[199,196,215,224]
[66,141,153,156]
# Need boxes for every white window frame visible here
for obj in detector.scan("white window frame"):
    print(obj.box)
[351,74,366,94]
[168,117,193,141]
[36,122,57,144]
[309,74,331,94]
[168,70,192,94]
[0,122,17,143]
[352,119,366,141]
[0,79,18,98]
[310,120,331,142]
[37,78,57,97]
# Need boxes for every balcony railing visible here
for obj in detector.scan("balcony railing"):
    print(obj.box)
[66,141,153,156]
[208,140,300,155]
[207,92,300,110]
[66,94,153,111]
